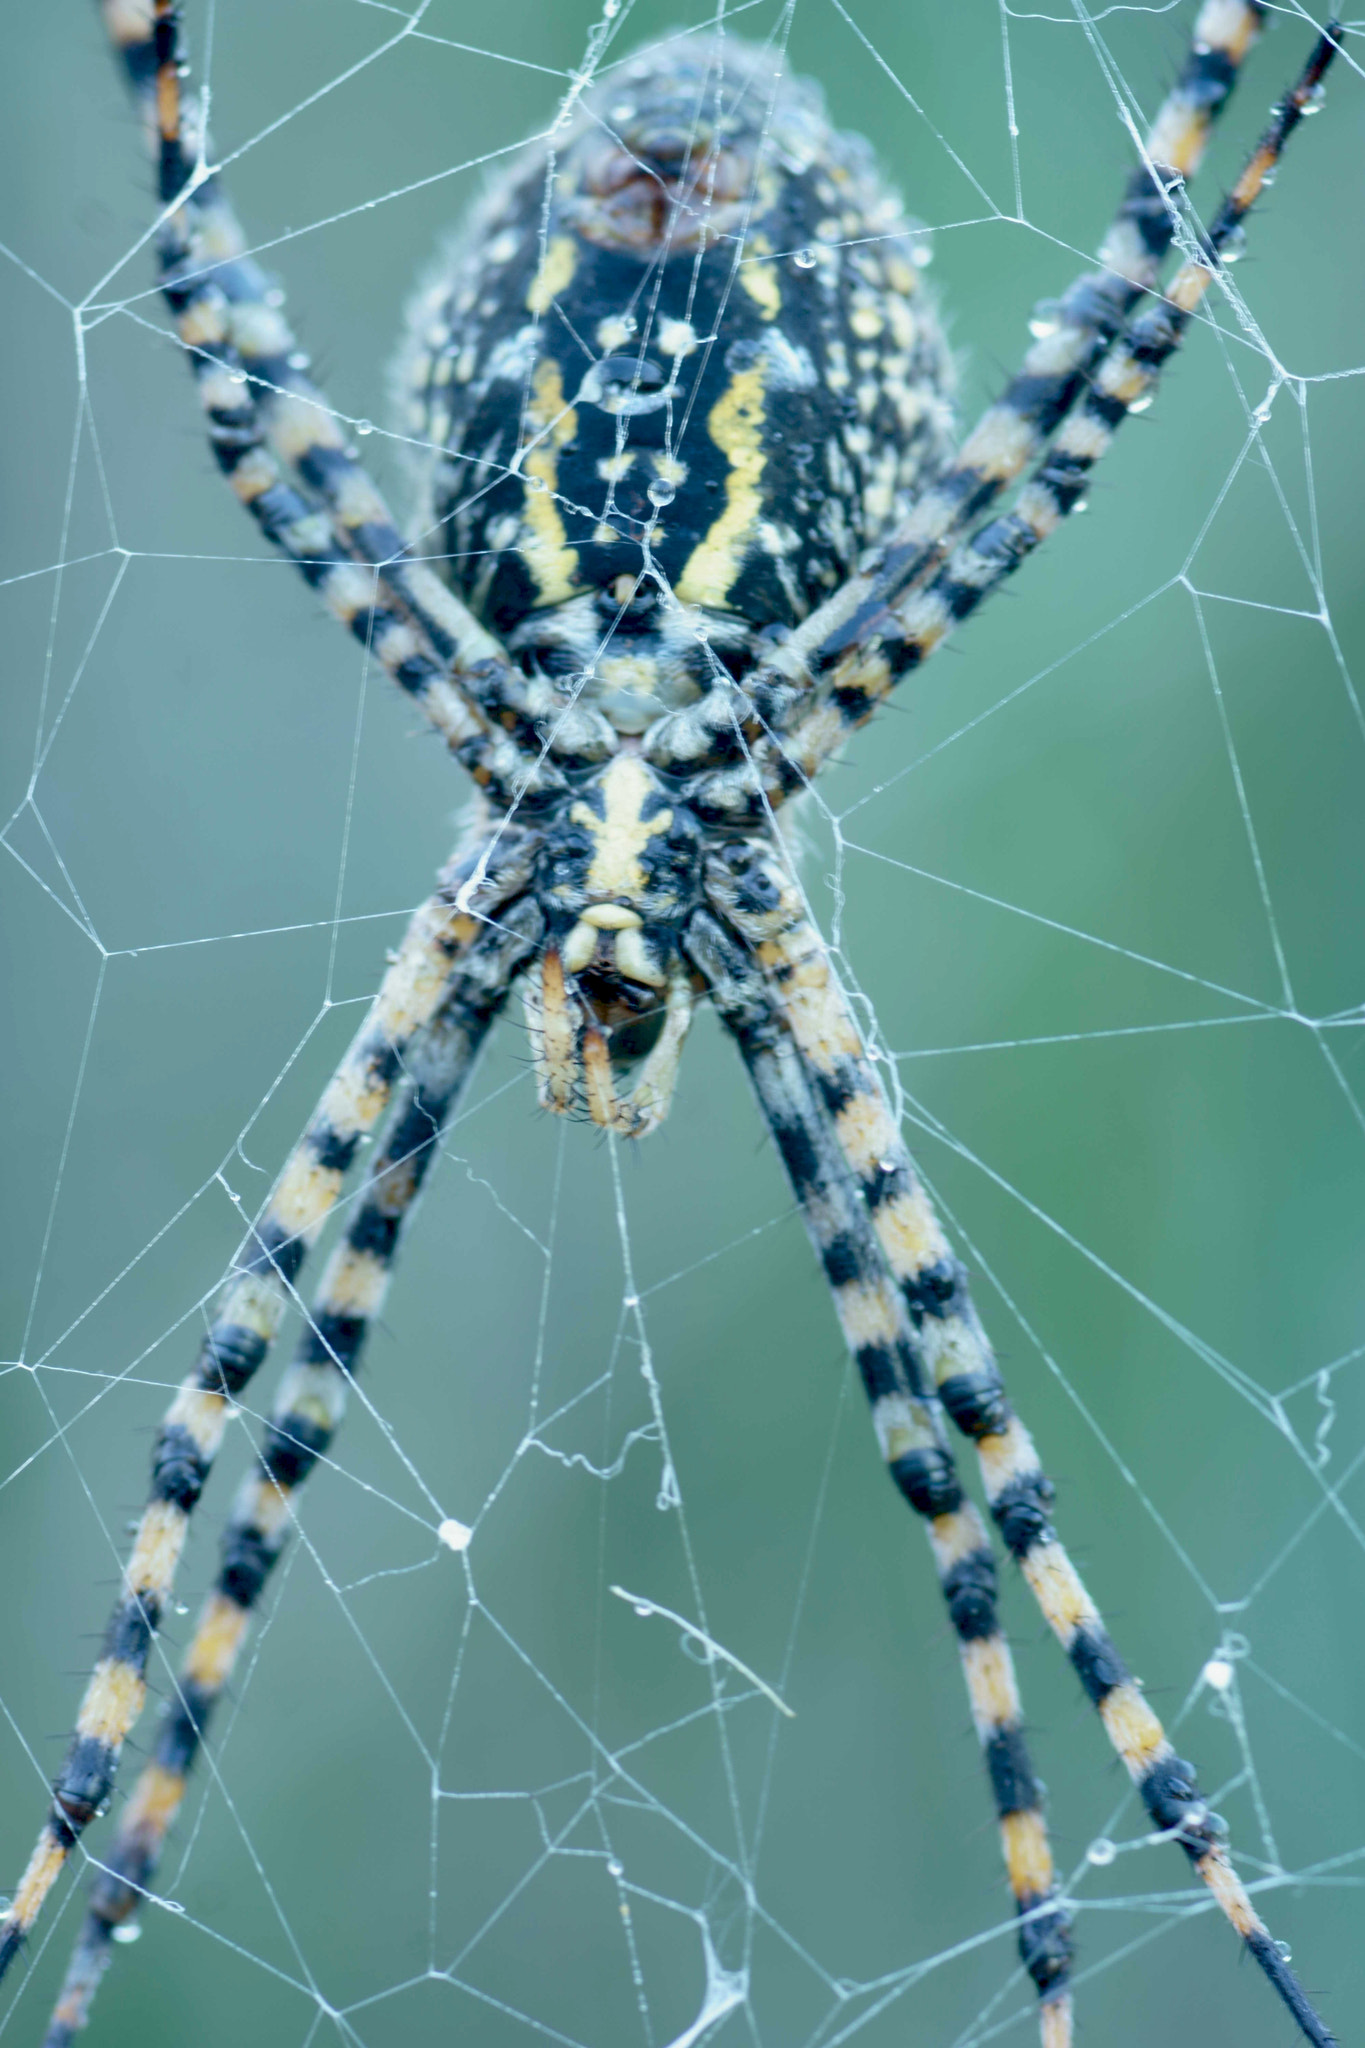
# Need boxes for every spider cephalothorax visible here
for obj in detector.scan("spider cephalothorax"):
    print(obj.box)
[2,8,1342,2046]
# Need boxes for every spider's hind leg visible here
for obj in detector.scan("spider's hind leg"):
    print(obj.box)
[40,893,541,2048]
[742,886,1336,2047]
[687,905,1075,2045]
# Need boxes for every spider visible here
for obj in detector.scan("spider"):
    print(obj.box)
[0,1,1347,2042]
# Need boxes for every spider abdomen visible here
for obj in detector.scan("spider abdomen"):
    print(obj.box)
[400,37,955,732]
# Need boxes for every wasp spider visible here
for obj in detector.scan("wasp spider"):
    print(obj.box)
[0,3,1348,2042]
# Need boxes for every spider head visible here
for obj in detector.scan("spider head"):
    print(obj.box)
[525,755,704,1137]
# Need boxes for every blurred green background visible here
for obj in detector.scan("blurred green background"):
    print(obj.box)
[3,4,1364,2045]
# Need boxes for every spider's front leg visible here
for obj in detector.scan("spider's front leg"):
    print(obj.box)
[685,905,1075,2046]
[704,841,1337,2048]
[0,833,537,1988]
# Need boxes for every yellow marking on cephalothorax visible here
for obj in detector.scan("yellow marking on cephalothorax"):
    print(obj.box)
[1098,1681,1167,1778]
[76,1657,146,1745]
[127,1499,188,1597]
[11,1831,68,1927]
[675,365,767,608]
[569,756,673,901]
[738,234,780,321]
[519,356,580,606]
[1001,1808,1055,1898]
[123,1760,188,1840]
[961,1635,1021,1735]
[527,234,577,315]
[184,1591,251,1691]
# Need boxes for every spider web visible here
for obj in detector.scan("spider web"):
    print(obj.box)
[2,3,1364,2044]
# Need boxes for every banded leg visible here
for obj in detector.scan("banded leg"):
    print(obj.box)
[685,908,1074,2041]
[98,2,603,793]
[41,901,539,2047]
[747,0,1268,735]
[715,850,1336,2047]
[680,22,1339,827]
[0,835,536,1983]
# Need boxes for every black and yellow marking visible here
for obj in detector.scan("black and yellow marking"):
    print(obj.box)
[39,899,539,2045]
[753,891,1337,2046]
[743,0,1269,739]
[0,844,535,1989]
[751,21,1340,812]
[99,0,573,803]
[687,907,1073,2031]
[404,36,953,709]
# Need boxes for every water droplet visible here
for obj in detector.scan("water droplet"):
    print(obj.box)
[1276,1940,1293,1963]
[1029,298,1062,341]
[1218,224,1247,266]
[607,1858,624,1877]
[1202,1656,1234,1692]
[438,1517,472,1552]
[623,1292,639,1309]
[1127,393,1153,415]
[226,367,248,386]
[173,1602,189,1617]
[792,247,817,270]
[647,478,676,507]
[161,1900,187,1916]
[603,0,620,16]
[1086,1837,1116,1867]
[1301,81,1327,117]
[264,287,286,309]
[911,240,933,269]
[111,1922,142,1946]
[355,418,374,437]
[1071,496,1090,515]
[287,350,311,371]
[526,474,548,493]
[633,1602,652,1617]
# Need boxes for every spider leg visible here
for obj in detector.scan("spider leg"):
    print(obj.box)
[753,24,1339,805]
[711,846,1336,2046]
[98,2,610,792]
[686,907,1075,2045]
[38,900,539,2047]
[0,835,537,1983]
[747,0,1268,735]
